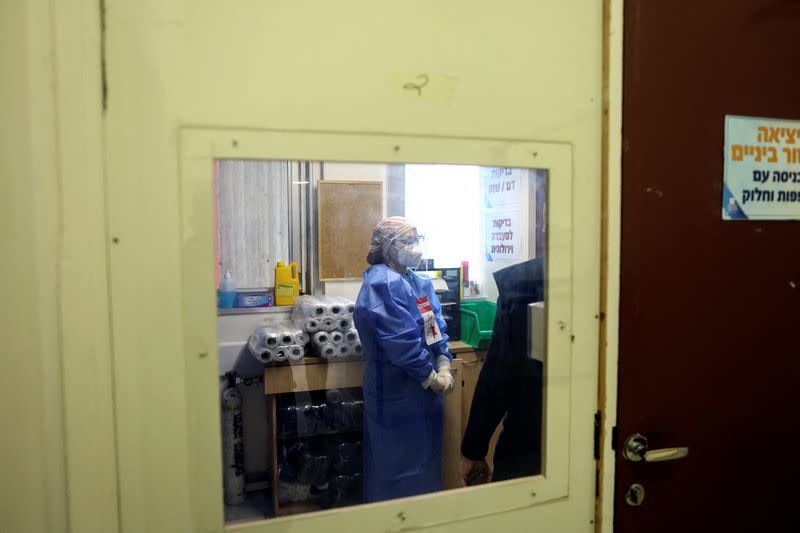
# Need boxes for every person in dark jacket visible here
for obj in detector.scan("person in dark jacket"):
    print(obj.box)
[460,257,545,484]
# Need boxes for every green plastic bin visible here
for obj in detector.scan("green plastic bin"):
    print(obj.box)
[460,301,497,349]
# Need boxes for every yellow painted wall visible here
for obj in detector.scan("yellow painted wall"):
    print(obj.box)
[1,2,66,531]
[2,1,603,531]
[106,2,602,531]
[1,1,118,532]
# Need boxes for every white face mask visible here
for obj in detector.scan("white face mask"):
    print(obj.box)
[395,244,423,269]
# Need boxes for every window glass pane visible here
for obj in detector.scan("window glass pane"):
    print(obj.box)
[216,160,290,291]
[216,161,547,525]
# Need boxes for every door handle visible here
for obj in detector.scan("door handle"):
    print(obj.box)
[624,433,689,463]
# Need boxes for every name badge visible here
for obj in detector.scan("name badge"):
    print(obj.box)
[416,296,443,345]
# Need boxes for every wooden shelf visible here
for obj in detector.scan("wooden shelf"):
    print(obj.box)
[265,355,361,368]
[449,340,475,353]
[265,360,364,394]
[277,429,361,441]
[274,500,320,517]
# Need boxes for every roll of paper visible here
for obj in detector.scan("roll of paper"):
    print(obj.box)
[337,343,352,358]
[279,332,296,346]
[352,342,363,357]
[265,333,280,347]
[249,344,274,363]
[274,348,289,362]
[305,319,320,333]
[312,331,330,347]
[345,329,359,343]
[320,317,336,332]
[330,331,344,344]
[287,345,304,361]
[295,331,309,346]
[337,317,353,331]
[319,343,337,359]
[248,335,276,363]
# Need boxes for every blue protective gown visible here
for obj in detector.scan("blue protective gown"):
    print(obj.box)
[353,264,452,503]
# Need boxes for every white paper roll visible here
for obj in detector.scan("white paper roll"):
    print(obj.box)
[345,330,359,343]
[261,347,276,362]
[320,317,336,332]
[330,331,344,344]
[274,348,289,362]
[319,343,337,359]
[312,331,330,347]
[265,333,280,347]
[337,343,352,358]
[329,303,344,317]
[287,345,304,361]
[337,317,353,331]
[295,331,309,346]
[249,343,274,363]
[352,342,363,356]
[249,336,274,363]
[346,303,356,315]
[279,332,296,346]
[305,319,320,333]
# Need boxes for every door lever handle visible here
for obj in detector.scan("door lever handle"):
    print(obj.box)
[624,433,689,463]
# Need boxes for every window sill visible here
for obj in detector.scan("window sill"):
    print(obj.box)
[217,306,294,316]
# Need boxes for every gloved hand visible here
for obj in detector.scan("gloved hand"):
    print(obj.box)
[436,355,455,393]
[421,368,451,394]
[427,373,451,394]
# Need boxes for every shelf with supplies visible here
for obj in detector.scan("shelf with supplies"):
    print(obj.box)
[266,380,365,515]
[261,341,475,517]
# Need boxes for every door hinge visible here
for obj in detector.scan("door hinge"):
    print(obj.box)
[593,410,601,460]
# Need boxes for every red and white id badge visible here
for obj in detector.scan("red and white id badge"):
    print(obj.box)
[416,296,443,345]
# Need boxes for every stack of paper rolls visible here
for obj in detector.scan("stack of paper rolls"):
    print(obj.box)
[294,295,362,360]
[248,320,308,364]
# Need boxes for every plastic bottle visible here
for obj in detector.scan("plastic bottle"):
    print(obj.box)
[461,261,469,297]
[218,270,237,309]
[274,261,300,306]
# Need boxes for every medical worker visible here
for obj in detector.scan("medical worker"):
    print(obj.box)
[353,216,454,503]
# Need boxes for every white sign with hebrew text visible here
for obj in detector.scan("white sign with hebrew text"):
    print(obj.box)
[723,115,800,220]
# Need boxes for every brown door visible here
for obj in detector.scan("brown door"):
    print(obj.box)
[616,1,800,531]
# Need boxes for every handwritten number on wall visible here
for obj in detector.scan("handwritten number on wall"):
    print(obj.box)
[403,74,430,96]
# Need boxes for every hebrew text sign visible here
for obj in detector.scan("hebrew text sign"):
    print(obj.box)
[724,115,800,220]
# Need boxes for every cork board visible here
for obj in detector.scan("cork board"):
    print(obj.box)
[317,181,383,280]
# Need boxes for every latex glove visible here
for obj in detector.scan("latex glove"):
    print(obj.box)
[436,355,455,393]
[460,456,491,486]
[427,373,450,394]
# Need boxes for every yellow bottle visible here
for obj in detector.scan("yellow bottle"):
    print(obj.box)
[274,261,300,306]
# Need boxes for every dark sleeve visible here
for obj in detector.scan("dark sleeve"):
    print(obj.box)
[460,300,509,460]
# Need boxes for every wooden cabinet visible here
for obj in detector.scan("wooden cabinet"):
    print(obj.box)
[262,341,485,515]
[263,357,364,517]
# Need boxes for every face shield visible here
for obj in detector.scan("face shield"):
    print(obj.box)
[388,232,425,270]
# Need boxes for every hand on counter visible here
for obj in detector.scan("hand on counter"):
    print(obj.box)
[461,455,491,486]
